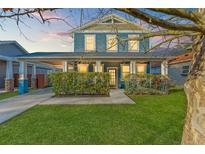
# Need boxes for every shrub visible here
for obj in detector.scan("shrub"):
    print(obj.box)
[49,72,110,96]
[124,74,169,95]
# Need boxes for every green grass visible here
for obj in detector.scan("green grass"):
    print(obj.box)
[0,89,186,145]
[0,91,18,101]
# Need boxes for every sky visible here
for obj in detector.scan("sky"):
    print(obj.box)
[0,8,149,53]
[0,8,192,53]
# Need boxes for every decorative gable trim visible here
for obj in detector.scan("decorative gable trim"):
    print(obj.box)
[69,14,148,33]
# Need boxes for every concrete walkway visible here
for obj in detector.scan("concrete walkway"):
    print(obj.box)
[40,89,135,105]
[0,88,52,124]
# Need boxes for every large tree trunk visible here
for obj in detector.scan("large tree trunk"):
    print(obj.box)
[182,35,205,144]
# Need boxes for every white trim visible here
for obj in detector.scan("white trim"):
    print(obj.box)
[32,64,37,79]
[161,60,168,75]
[69,14,147,33]
[107,67,118,88]
[130,61,136,74]
[0,55,15,61]
[63,61,68,72]
[19,61,27,80]
[84,34,96,52]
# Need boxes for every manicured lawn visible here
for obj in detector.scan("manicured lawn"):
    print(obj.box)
[0,91,18,101]
[0,89,186,144]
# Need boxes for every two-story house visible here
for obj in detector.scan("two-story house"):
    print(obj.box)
[16,14,172,93]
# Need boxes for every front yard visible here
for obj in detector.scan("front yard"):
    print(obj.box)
[0,89,186,144]
[0,91,18,101]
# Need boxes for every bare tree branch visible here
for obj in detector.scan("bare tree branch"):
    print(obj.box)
[148,8,203,24]
[116,8,205,33]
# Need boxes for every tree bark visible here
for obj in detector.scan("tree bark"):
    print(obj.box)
[182,35,205,144]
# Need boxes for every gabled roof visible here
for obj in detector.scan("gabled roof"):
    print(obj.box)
[0,40,28,54]
[70,14,148,33]
[169,52,192,64]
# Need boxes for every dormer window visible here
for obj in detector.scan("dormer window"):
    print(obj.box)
[85,35,96,51]
[107,35,118,52]
[128,34,139,52]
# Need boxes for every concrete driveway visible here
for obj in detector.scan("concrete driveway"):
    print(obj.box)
[0,88,52,124]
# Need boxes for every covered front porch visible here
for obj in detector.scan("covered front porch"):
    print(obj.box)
[60,60,168,89]
[16,52,169,93]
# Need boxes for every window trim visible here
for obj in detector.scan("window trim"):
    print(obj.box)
[128,34,139,52]
[106,34,118,52]
[84,34,96,52]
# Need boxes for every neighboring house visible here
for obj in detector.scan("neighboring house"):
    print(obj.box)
[15,14,187,93]
[168,52,192,86]
[0,41,55,91]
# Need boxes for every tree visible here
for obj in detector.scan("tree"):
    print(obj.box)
[116,8,205,144]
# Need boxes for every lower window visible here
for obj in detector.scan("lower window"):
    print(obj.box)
[77,64,89,73]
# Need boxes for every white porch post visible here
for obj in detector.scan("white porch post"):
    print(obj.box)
[18,61,28,95]
[130,61,136,74]
[31,64,37,89]
[96,61,101,72]
[5,60,14,92]
[161,60,168,76]
[63,61,68,72]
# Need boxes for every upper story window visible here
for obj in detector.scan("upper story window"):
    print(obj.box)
[85,35,96,51]
[128,34,139,52]
[106,35,118,52]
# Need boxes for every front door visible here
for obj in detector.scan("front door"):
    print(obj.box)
[108,68,117,88]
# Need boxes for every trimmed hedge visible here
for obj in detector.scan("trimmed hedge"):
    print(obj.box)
[49,72,110,96]
[124,74,169,95]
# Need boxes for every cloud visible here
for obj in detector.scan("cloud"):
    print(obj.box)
[39,31,73,44]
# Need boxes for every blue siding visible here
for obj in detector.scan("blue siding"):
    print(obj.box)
[118,33,128,52]
[139,37,149,52]
[96,33,106,52]
[74,32,149,53]
[74,33,84,52]
[146,62,151,74]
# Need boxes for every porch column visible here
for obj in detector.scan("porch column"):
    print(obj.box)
[5,60,14,92]
[149,62,152,74]
[96,61,101,72]
[161,60,168,76]
[63,61,68,72]
[31,64,37,89]
[130,61,136,74]
[18,61,28,95]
